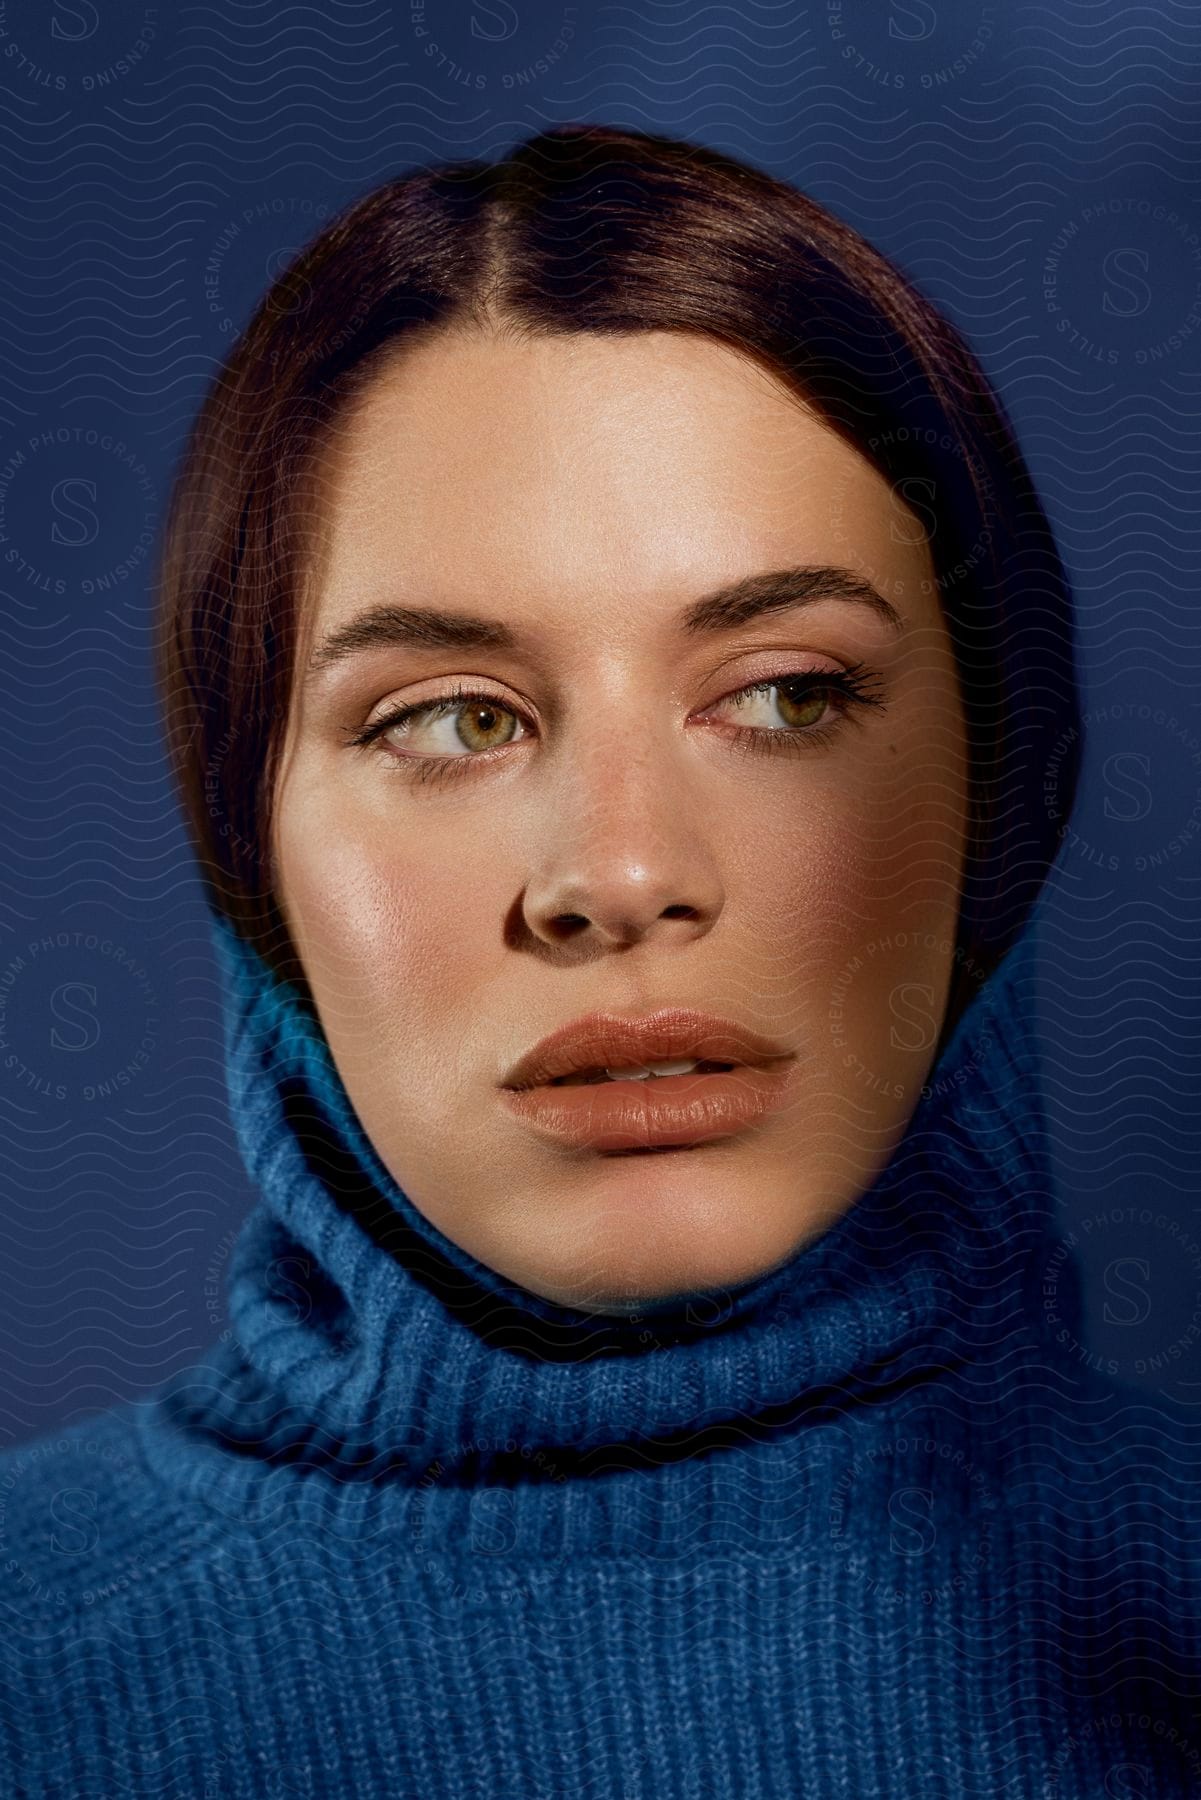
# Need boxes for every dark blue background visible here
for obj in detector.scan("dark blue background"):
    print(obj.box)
[2,0,1199,1444]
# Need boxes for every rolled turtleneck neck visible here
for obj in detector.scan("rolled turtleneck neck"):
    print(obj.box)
[170,906,1073,1477]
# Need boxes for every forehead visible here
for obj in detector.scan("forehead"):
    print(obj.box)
[299,328,940,649]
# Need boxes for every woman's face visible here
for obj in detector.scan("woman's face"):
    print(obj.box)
[271,327,969,1315]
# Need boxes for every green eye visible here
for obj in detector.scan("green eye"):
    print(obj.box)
[345,663,887,781]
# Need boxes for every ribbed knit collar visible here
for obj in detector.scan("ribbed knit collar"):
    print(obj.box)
[184,905,1066,1476]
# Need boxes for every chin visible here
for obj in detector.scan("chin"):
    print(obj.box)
[506,1196,814,1319]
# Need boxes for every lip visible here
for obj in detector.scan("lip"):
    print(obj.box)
[499,1061,800,1153]
[498,1008,797,1153]
[500,1008,793,1091]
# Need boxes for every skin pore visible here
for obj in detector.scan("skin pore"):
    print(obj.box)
[270,326,970,1316]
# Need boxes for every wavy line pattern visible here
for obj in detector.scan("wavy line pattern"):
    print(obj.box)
[1,1,1199,1795]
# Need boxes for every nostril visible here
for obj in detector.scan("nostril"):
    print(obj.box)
[548,914,591,937]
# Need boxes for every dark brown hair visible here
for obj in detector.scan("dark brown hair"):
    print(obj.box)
[156,122,1082,1052]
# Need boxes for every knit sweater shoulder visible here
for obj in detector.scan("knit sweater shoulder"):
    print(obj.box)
[2,905,1200,1800]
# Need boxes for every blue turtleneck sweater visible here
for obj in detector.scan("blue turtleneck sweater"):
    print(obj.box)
[1,901,1199,1798]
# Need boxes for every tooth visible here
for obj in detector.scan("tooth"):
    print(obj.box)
[603,1059,700,1081]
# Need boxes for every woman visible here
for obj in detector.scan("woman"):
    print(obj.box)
[3,124,1199,1798]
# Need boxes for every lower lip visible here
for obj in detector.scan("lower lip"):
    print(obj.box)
[499,1062,798,1152]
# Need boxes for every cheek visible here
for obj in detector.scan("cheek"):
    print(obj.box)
[749,726,965,1101]
[748,741,963,939]
[806,794,964,1111]
[276,787,505,1043]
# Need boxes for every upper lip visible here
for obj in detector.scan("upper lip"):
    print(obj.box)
[500,1009,793,1091]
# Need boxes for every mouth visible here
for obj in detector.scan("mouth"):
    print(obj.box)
[545,1059,739,1088]
[500,1007,792,1099]
[499,1056,799,1153]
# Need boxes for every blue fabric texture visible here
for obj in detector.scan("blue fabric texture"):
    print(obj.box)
[1,896,1199,1798]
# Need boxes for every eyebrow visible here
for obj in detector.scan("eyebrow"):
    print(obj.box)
[305,564,905,682]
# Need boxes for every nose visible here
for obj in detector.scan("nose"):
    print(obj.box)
[518,732,725,952]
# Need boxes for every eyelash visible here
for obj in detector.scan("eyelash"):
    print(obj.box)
[343,664,888,789]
